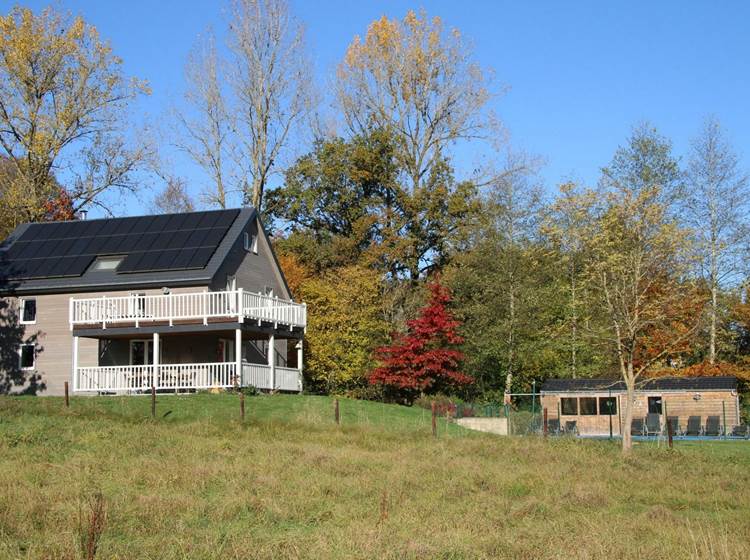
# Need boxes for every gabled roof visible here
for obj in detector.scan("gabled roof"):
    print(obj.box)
[0,207,256,294]
[541,376,738,393]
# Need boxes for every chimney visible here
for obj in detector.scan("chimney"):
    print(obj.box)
[78,209,88,220]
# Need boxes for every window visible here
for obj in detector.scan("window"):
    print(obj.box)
[18,344,35,370]
[91,256,123,271]
[243,232,258,254]
[599,397,617,415]
[561,397,578,415]
[19,298,36,324]
[580,397,597,415]
[648,396,662,414]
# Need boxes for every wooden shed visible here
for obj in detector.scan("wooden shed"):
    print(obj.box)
[540,376,741,437]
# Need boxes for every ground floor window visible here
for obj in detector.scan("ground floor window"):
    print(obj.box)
[648,396,662,414]
[599,396,617,415]
[579,397,597,415]
[561,397,578,415]
[18,344,35,370]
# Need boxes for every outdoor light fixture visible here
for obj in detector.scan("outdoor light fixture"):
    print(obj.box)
[162,287,171,295]
[693,393,702,401]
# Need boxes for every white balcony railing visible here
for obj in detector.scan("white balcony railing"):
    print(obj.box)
[74,362,302,393]
[70,289,306,330]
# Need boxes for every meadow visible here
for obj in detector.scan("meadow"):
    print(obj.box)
[0,393,748,559]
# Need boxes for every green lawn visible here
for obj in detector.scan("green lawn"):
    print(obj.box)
[0,393,748,559]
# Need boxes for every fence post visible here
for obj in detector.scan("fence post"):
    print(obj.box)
[722,400,727,439]
[666,410,674,449]
[431,401,437,438]
[151,386,156,419]
[64,381,69,408]
[334,398,340,425]
[240,391,245,422]
[543,408,548,438]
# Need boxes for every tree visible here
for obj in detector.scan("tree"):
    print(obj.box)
[175,31,233,208]
[296,265,390,393]
[268,128,479,281]
[0,6,151,225]
[682,117,749,364]
[153,176,195,214]
[369,278,471,402]
[228,0,314,210]
[337,10,499,194]
[579,128,700,453]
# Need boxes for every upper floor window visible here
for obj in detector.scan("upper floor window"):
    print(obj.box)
[244,231,258,254]
[18,344,35,370]
[19,298,36,324]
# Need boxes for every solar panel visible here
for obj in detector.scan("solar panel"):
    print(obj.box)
[2,208,241,279]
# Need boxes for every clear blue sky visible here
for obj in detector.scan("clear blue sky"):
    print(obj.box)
[14,0,750,215]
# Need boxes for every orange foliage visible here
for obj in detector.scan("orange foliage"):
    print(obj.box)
[648,360,750,383]
[276,253,310,300]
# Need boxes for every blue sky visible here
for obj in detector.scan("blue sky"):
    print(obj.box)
[14,0,750,215]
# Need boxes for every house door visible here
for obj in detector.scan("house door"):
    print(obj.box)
[218,338,235,362]
[130,340,158,365]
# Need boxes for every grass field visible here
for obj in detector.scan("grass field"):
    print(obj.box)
[0,393,749,559]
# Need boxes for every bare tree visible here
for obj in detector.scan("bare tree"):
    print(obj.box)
[153,175,195,214]
[336,10,502,193]
[175,31,233,209]
[228,0,313,210]
[683,117,749,364]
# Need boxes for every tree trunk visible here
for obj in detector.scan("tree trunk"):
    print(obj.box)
[709,280,717,365]
[622,364,635,454]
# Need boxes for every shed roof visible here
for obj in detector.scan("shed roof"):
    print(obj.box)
[541,376,737,393]
[0,207,256,294]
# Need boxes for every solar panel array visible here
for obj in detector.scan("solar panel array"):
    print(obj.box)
[1,209,240,280]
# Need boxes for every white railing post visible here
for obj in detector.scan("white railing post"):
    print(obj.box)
[237,288,243,322]
[297,339,303,393]
[69,298,74,330]
[235,328,242,388]
[169,292,174,327]
[268,333,275,391]
[101,295,106,329]
[203,290,208,325]
[71,335,79,392]
[152,332,160,389]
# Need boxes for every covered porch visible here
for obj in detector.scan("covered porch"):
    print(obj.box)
[71,327,303,393]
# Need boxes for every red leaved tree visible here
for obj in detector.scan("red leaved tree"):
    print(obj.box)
[369,278,472,403]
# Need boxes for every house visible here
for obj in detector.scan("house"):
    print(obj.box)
[0,207,305,396]
[540,376,741,436]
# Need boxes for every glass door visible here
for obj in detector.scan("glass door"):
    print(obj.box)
[130,340,153,365]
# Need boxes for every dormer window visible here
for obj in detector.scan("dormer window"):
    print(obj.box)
[90,256,123,272]
[243,232,258,254]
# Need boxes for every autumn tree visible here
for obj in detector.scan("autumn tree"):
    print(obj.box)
[152,176,195,214]
[337,10,500,194]
[0,6,151,229]
[228,0,314,210]
[296,265,389,393]
[369,278,471,403]
[578,127,700,453]
[682,117,749,364]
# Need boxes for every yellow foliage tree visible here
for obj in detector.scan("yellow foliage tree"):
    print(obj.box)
[0,5,150,233]
[296,265,389,393]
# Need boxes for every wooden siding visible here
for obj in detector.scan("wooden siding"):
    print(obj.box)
[541,390,741,435]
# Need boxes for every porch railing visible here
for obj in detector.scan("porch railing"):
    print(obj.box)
[74,362,302,393]
[70,289,306,330]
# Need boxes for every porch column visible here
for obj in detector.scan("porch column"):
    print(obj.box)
[71,335,79,392]
[152,332,160,389]
[268,333,275,390]
[235,328,242,387]
[296,339,303,393]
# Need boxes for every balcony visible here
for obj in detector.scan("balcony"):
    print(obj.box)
[69,289,306,330]
[74,362,302,393]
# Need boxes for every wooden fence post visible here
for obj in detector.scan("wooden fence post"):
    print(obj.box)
[64,381,69,408]
[151,386,156,419]
[431,401,437,438]
[543,408,548,438]
[666,413,674,449]
[240,391,245,422]
[334,398,340,425]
